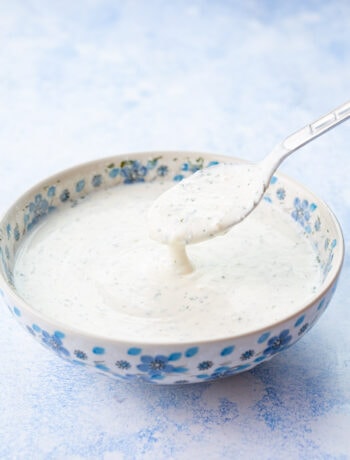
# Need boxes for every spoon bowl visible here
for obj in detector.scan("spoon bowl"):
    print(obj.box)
[148,162,267,245]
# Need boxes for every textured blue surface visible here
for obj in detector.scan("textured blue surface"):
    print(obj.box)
[1,1,350,458]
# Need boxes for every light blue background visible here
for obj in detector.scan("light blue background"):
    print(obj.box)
[1,1,349,458]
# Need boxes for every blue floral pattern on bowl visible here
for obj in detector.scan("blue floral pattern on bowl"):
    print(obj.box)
[0,152,344,384]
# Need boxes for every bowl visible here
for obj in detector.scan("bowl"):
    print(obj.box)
[0,151,344,384]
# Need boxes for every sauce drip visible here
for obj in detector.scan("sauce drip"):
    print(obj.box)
[148,163,267,273]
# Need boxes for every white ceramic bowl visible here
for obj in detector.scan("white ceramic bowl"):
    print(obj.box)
[0,151,344,384]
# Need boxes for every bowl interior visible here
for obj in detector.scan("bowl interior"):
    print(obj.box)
[0,152,344,345]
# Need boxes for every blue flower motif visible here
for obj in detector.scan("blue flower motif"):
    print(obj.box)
[317,299,325,311]
[276,188,286,200]
[197,360,213,371]
[258,332,271,343]
[254,355,267,364]
[120,160,148,183]
[32,324,41,333]
[41,330,70,357]
[240,349,255,361]
[181,162,191,172]
[75,180,85,193]
[95,363,110,372]
[13,306,21,317]
[209,366,233,379]
[127,347,142,356]
[168,352,182,361]
[263,329,292,355]
[108,168,119,178]
[314,216,321,232]
[146,157,161,170]
[181,160,203,173]
[60,189,70,202]
[202,364,251,381]
[292,198,310,226]
[137,355,174,379]
[291,198,316,233]
[294,315,305,327]
[92,346,105,355]
[0,246,13,283]
[185,347,198,357]
[26,325,36,336]
[74,350,88,360]
[298,323,309,336]
[47,186,56,197]
[26,194,53,230]
[14,224,20,241]
[92,174,102,187]
[221,345,235,356]
[322,246,335,277]
[137,355,187,380]
[116,360,131,370]
[157,165,168,176]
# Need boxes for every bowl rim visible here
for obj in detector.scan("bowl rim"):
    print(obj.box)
[0,150,345,348]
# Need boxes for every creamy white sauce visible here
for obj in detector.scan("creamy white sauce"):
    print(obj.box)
[14,180,322,343]
[148,163,267,246]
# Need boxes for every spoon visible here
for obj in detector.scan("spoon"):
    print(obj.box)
[148,101,350,249]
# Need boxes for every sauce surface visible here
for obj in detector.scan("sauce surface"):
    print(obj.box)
[14,181,322,343]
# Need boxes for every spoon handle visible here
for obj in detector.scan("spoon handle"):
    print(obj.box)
[262,100,350,175]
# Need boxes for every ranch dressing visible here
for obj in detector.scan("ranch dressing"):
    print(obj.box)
[148,163,266,273]
[148,163,265,245]
[14,181,322,343]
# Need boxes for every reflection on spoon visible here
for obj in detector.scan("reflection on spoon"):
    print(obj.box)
[148,101,350,272]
